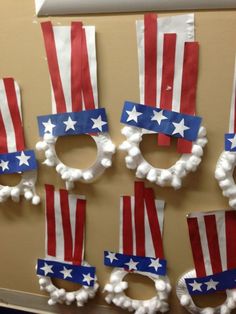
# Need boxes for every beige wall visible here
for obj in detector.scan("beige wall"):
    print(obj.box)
[0,1,235,313]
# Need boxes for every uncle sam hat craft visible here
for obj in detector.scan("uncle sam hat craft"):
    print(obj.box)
[0,78,40,204]
[215,56,236,209]
[120,14,207,189]
[104,181,171,313]
[36,185,98,306]
[176,210,236,314]
[36,21,115,190]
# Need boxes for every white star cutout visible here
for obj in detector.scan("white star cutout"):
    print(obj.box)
[60,266,73,279]
[148,258,162,272]
[0,160,9,172]
[91,115,107,131]
[106,252,118,263]
[82,273,94,285]
[228,135,236,149]
[63,116,77,131]
[172,118,190,137]
[189,280,202,292]
[42,119,56,134]
[126,106,142,123]
[151,110,168,125]
[125,258,139,271]
[40,262,53,276]
[16,151,31,166]
[204,278,219,291]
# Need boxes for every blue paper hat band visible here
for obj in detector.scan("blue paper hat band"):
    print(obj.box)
[37,108,108,137]
[185,268,236,295]
[0,150,37,175]
[37,258,96,287]
[120,101,202,142]
[225,133,236,151]
[104,251,167,276]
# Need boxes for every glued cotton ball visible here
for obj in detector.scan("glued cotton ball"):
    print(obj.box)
[24,190,33,200]
[105,294,113,304]
[135,306,145,314]
[121,126,135,137]
[44,133,56,143]
[48,298,57,306]
[58,289,66,298]
[45,284,55,293]
[76,301,84,307]
[45,149,55,160]
[78,290,88,302]
[165,282,172,293]
[160,170,172,181]
[120,281,128,290]
[119,141,132,151]
[1,186,11,196]
[101,158,112,168]
[110,273,121,284]
[43,159,55,167]
[231,290,236,301]
[36,141,48,151]
[147,169,157,182]
[198,126,207,138]
[130,133,142,143]
[32,195,40,205]
[104,283,113,293]
[136,162,150,177]
[11,187,20,198]
[39,277,48,287]
[66,292,75,303]
[104,142,116,154]
[215,168,227,180]
[229,198,236,209]
[71,169,82,180]
[196,138,208,147]
[189,156,201,167]
[83,171,93,181]
[201,308,214,314]
[222,160,233,172]
[192,145,203,157]
[125,156,137,170]
[180,294,190,306]
[61,171,70,180]
[123,299,131,308]
[225,186,236,197]
[171,176,182,190]
[155,279,166,291]
[56,163,66,174]
[132,300,140,310]
[219,179,231,189]
[114,283,124,294]
[220,305,230,314]
[227,297,235,310]
[129,147,140,157]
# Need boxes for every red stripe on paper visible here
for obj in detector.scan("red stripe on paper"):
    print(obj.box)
[144,14,157,107]
[187,217,206,277]
[59,189,73,262]
[225,210,236,269]
[144,188,164,258]
[71,22,83,112]
[134,181,145,256]
[122,196,133,255]
[41,22,67,113]
[81,28,95,110]
[0,111,8,153]
[177,42,199,153]
[158,34,176,147]
[3,78,25,151]
[204,215,222,274]
[45,185,56,257]
[73,199,86,265]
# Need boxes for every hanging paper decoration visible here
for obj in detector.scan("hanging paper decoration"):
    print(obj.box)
[215,57,236,209]
[36,21,115,190]
[0,78,40,204]
[120,14,207,189]
[36,185,98,306]
[104,181,171,313]
[176,210,236,314]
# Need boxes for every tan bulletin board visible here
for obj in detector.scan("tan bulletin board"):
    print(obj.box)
[0,1,236,313]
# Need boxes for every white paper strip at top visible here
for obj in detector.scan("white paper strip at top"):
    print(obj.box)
[229,56,236,133]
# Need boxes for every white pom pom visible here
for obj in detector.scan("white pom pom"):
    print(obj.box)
[198,126,207,138]
[189,156,201,166]
[192,145,203,157]
[48,298,57,306]
[132,300,140,310]
[171,176,182,190]
[155,279,166,291]
[43,159,55,167]
[39,277,48,287]
[147,169,157,182]
[135,307,145,314]
[120,281,128,290]
[136,162,150,177]
[32,195,41,205]
[104,283,113,293]
[66,292,75,303]
[196,138,208,147]
[220,305,230,314]
[160,170,172,181]
[105,294,113,304]
[104,142,116,153]
[1,186,11,197]
[180,294,190,306]
[121,126,135,137]
[215,168,227,180]
[227,296,235,309]
[114,283,124,293]
[123,299,131,308]
[24,190,33,200]
[202,308,214,314]
[70,169,82,180]
[125,156,137,169]
[45,149,54,159]
[61,171,70,180]
[36,141,48,151]
[225,152,236,164]
[58,289,66,298]
[219,179,231,189]
[110,273,120,283]
[229,198,236,209]
[231,290,236,301]
[83,171,93,181]
[222,160,232,172]
[56,163,66,174]
[130,133,142,143]
[101,158,112,168]
[44,133,56,143]
[119,141,132,151]
[225,186,236,197]
[129,147,140,157]
[11,187,20,197]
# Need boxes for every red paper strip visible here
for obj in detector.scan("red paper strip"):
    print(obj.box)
[225,211,236,269]
[122,196,133,255]
[0,112,8,153]
[134,181,145,256]
[45,184,56,257]
[73,199,86,265]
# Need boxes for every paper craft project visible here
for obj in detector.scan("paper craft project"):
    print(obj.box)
[104,181,171,314]
[0,78,40,204]
[36,185,98,306]
[120,13,207,189]
[215,56,236,209]
[36,21,115,189]
[176,210,236,314]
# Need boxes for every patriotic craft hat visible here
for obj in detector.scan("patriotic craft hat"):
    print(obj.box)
[215,56,236,209]
[104,181,171,313]
[176,210,236,314]
[36,21,115,190]
[120,13,207,189]
[0,78,40,204]
[36,185,98,306]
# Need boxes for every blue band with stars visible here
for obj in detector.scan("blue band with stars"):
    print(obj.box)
[185,268,236,295]
[225,133,236,151]
[120,101,202,141]
[104,251,167,276]
[0,150,37,175]
[37,258,96,287]
[37,108,108,137]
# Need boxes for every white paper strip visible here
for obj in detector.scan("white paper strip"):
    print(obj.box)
[35,0,236,16]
